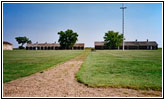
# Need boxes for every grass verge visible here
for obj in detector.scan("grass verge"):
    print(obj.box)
[3,50,84,83]
[76,50,162,91]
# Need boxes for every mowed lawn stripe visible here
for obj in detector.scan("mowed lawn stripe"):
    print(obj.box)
[76,50,162,91]
[3,50,84,83]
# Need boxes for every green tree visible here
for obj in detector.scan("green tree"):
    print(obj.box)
[15,36,32,49]
[104,30,123,49]
[58,29,78,49]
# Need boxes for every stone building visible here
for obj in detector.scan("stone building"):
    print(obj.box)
[95,40,158,50]
[3,41,13,50]
[26,42,85,50]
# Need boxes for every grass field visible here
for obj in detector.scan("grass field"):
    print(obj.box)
[3,50,84,83]
[76,50,162,91]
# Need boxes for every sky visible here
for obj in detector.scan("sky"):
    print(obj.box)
[3,3,162,48]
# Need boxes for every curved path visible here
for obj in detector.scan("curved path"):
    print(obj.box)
[3,51,162,97]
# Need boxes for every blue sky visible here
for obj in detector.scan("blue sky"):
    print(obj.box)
[3,3,162,48]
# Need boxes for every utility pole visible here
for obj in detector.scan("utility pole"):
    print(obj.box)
[120,3,127,51]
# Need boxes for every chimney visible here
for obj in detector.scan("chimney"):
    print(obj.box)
[147,39,148,42]
[135,39,137,42]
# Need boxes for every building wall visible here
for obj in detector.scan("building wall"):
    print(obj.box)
[3,44,13,50]
[26,46,84,50]
[95,45,158,50]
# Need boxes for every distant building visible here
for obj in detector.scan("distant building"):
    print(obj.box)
[26,42,85,50]
[95,40,158,50]
[3,41,13,50]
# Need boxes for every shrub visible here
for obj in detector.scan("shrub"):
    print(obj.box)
[19,46,25,49]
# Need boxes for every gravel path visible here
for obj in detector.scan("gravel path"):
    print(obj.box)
[3,52,162,97]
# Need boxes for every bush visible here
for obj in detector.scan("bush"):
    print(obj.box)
[91,48,96,52]
[19,46,25,49]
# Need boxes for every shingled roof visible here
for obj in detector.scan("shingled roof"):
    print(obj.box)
[95,41,106,46]
[74,43,85,47]
[122,41,158,46]
[3,41,13,45]
[27,43,84,47]
[27,43,60,47]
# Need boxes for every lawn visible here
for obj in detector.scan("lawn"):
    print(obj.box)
[76,50,162,91]
[3,50,84,83]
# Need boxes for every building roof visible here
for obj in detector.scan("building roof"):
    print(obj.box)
[27,43,60,47]
[3,41,13,45]
[27,43,85,47]
[123,41,158,46]
[74,43,85,47]
[95,41,106,46]
[95,41,158,46]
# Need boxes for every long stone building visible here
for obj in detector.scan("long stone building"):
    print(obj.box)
[3,41,13,50]
[26,42,84,50]
[95,40,158,50]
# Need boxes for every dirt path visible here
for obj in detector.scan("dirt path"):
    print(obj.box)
[3,51,162,97]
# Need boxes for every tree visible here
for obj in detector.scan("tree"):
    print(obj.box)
[58,29,78,49]
[27,40,32,44]
[15,36,32,49]
[104,30,123,49]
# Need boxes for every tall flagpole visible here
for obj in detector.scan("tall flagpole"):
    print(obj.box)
[120,3,127,51]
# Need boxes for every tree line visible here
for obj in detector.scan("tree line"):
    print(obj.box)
[15,29,123,49]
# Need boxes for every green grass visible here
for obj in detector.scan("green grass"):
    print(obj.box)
[76,50,162,91]
[3,50,84,83]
